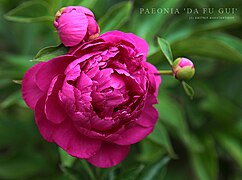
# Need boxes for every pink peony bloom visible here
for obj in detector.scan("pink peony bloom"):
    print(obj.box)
[172,57,195,80]
[54,6,100,47]
[22,31,161,168]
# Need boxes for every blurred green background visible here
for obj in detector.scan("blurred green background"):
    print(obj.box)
[0,0,242,179]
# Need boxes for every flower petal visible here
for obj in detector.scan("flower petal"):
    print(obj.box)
[35,96,102,158]
[22,62,45,109]
[35,55,75,91]
[45,75,67,124]
[63,6,94,17]
[100,31,136,48]
[87,142,130,168]
[57,10,88,46]
[143,62,162,96]
[137,95,159,127]
[126,32,149,56]
[113,125,153,145]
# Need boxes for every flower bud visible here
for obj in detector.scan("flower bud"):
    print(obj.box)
[172,57,195,80]
[54,6,100,47]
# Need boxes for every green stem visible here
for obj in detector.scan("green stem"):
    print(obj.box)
[80,160,96,180]
[156,70,173,76]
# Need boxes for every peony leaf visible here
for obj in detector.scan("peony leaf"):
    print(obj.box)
[33,44,68,62]
[58,148,76,168]
[172,37,242,64]
[216,133,242,169]
[147,122,177,158]
[157,37,174,66]
[182,81,194,99]
[190,136,218,180]
[98,1,133,33]
[4,1,53,23]
[156,93,190,145]
[139,156,170,180]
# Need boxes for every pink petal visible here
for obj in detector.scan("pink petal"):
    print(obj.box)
[63,6,94,17]
[113,125,154,145]
[143,62,161,96]
[100,31,148,57]
[179,57,194,67]
[126,33,149,56]
[87,142,130,168]
[57,10,88,46]
[137,95,159,127]
[45,75,67,124]
[22,62,45,109]
[86,15,99,35]
[35,96,102,158]
[100,31,136,48]
[35,95,55,142]
[35,55,75,91]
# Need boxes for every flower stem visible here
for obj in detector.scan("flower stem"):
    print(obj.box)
[155,70,173,76]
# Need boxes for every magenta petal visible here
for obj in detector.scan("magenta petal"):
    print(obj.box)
[36,55,75,91]
[126,33,149,56]
[143,62,161,96]
[35,95,55,142]
[113,125,153,145]
[35,96,102,158]
[22,62,45,109]
[100,31,136,48]
[137,96,159,127]
[87,142,130,168]
[179,57,194,67]
[63,6,94,17]
[86,15,99,35]
[57,10,88,46]
[45,75,67,124]
[53,122,101,158]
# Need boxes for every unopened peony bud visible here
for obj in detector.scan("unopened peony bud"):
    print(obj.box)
[54,6,100,47]
[172,57,195,80]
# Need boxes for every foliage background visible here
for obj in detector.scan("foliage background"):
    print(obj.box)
[0,0,242,179]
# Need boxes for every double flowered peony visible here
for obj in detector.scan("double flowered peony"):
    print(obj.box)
[22,6,161,168]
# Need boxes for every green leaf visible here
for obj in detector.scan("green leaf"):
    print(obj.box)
[157,37,174,66]
[0,155,50,179]
[60,166,84,180]
[199,94,241,123]
[139,156,170,180]
[147,122,176,158]
[78,0,98,8]
[4,1,53,23]
[139,139,167,163]
[190,136,218,180]
[98,1,133,33]
[182,81,195,99]
[80,160,96,180]
[172,37,242,63]
[58,148,76,168]
[0,91,22,109]
[216,133,242,169]
[117,164,144,180]
[163,15,241,43]
[128,0,181,50]
[156,93,190,145]
[33,44,68,62]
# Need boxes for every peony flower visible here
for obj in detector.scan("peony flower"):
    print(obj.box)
[172,57,195,80]
[22,31,161,168]
[54,6,100,47]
